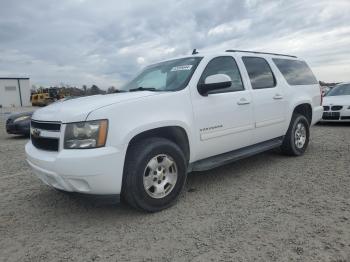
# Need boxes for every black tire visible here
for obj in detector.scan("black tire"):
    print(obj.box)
[122,137,187,212]
[281,113,310,156]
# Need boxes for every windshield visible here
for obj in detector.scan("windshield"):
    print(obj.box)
[121,57,202,92]
[326,83,350,96]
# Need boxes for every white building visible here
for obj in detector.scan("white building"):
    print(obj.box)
[0,77,31,107]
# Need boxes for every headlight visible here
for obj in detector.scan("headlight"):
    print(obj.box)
[13,115,31,123]
[64,120,108,149]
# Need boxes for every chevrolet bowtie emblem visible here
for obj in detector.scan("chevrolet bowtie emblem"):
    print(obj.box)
[31,128,41,137]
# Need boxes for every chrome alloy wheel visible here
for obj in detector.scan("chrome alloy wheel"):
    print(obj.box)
[294,122,307,149]
[143,154,178,199]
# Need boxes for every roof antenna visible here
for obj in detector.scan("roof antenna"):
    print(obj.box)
[192,49,198,55]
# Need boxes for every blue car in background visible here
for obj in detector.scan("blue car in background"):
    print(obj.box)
[4,97,78,136]
[6,111,33,136]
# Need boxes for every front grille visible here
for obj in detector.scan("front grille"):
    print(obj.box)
[322,112,340,120]
[31,120,61,151]
[331,105,343,111]
[323,106,330,111]
[31,120,60,131]
[32,137,59,151]
[6,118,12,125]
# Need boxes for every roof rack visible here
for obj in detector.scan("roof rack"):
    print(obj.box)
[225,49,297,58]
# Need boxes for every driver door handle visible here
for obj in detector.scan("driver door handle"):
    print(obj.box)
[273,94,283,100]
[237,98,250,105]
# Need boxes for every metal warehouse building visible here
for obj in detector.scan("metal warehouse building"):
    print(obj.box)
[0,77,31,107]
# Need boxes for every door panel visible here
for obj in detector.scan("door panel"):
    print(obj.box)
[241,56,287,143]
[191,56,255,160]
[251,87,287,142]
[192,91,254,160]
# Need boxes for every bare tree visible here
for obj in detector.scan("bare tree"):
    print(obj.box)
[107,86,116,93]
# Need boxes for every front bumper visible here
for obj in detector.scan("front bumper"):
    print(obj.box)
[25,142,126,194]
[320,106,350,122]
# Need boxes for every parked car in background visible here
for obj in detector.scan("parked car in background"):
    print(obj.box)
[6,111,33,136]
[25,50,323,212]
[6,97,77,136]
[321,82,350,122]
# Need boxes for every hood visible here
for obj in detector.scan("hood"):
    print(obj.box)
[32,92,159,123]
[323,95,350,106]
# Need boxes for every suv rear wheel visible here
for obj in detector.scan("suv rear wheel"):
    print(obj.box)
[122,137,187,212]
[281,113,310,156]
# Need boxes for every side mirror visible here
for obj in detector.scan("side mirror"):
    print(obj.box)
[198,74,232,96]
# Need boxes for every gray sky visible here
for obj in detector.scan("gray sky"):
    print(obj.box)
[0,0,349,89]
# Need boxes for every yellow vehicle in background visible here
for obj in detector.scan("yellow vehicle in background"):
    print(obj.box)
[31,93,51,106]
[31,88,68,106]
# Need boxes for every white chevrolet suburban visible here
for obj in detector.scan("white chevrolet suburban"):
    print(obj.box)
[26,50,323,212]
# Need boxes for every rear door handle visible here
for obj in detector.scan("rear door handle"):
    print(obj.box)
[237,98,250,105]
[273,94,283,100]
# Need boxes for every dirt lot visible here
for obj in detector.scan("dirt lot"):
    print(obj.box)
[0,113,349,262]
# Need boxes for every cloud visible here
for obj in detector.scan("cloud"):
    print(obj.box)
[208,20,252,37]
[0,0,349,88]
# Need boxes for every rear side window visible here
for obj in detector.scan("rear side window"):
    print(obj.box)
[199,56,244,94]
[273,58,318,85]
[242,57,276,89]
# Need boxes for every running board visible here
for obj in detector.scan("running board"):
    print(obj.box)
[189,137,284,172]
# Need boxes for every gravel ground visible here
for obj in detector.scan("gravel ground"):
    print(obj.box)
[0,113,349,262]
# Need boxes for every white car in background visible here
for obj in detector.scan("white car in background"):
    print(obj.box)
[322,82,350,122]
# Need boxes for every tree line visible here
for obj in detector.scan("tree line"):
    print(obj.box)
[31,84,119,97]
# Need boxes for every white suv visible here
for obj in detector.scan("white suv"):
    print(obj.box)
[26,50,323,212]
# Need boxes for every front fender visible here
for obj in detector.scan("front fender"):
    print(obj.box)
[86,90,195,160]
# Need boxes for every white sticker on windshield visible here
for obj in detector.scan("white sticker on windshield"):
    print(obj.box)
[171,65,193,71]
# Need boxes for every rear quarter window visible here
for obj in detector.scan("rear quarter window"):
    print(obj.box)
[242,57,276,89]
[273,58,318,85]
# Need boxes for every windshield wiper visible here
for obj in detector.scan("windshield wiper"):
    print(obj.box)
[129,87,157,92]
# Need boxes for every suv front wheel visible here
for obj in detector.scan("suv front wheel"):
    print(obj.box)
[281,113,310,156]
[122,137,187,212]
